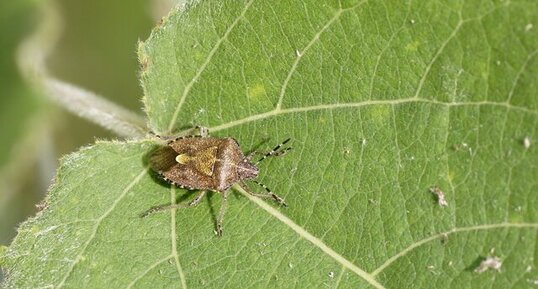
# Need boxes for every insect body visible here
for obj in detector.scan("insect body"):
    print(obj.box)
[143,127,291,236]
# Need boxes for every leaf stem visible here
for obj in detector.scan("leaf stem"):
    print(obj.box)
[17,2,147,139]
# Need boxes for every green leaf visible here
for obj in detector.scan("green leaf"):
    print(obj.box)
[3,0,538,288]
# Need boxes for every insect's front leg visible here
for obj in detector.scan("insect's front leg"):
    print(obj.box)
[197,126,209,137]
[253,138,292,164]
[148,131,179,143]
[180,126,209,138]
[239,181,288,207]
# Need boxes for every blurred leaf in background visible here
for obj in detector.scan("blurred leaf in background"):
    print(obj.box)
[47,0,155,152]
[48,0,154,112]
[1,0,155,248]
[0,0,47,248]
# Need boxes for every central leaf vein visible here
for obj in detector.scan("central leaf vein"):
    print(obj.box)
[233,184,387,289]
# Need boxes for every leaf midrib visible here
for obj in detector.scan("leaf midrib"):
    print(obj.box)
[136,0,538,287]
[77,155,538,289]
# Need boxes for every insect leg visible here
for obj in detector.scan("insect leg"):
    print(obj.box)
[215,190,228,237]
[149,131,171,144]
[255,138,292,164]
[149,132,181,144]
[187,190,207,206]
[196,126,209,137]
[240,181,287,207]
[180,126,208,138]
[140,190,207,217]
[167,126,208,142]
[153,126,209,144]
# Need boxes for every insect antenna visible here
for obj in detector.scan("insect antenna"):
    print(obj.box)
[255,138,292,165]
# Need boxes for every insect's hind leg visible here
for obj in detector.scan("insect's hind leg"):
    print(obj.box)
[140,190,207,217]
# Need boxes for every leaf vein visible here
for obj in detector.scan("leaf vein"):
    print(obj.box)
[333,265,346,289]
[390,105,414,256]
[413,15,464,99]
[233,184,386,289]
[167,0,255,133]
[56,168,148,288]
[126,255,173,289]
[368,0,411,100]
[441,106,457,228]
[210,98,538,134]
[371,222,538,276]
[169,187,188,289]
[275,1,368,109]
[506,49,538,104]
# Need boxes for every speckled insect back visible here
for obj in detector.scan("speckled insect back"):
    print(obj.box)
[142,127,291,236]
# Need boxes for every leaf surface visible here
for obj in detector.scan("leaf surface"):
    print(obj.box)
[3,0,538,288]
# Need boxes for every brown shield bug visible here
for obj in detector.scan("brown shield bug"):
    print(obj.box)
[142,127,291,236]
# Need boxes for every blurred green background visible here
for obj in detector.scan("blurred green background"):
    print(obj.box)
[0,0,180,253]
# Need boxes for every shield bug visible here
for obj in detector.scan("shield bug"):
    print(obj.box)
[142,127,291,236]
